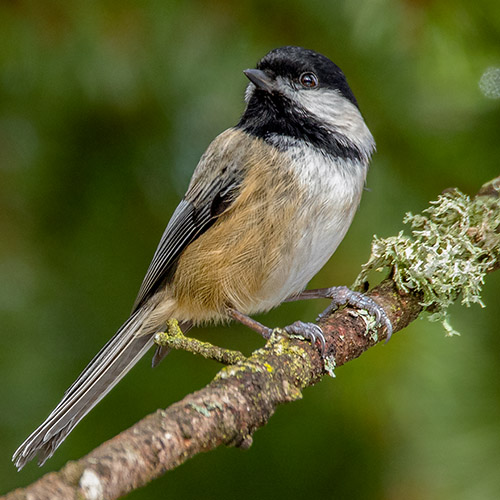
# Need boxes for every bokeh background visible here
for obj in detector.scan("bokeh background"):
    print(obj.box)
[1,1,499,498]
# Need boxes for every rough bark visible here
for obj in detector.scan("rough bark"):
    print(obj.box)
[4,176,499,500]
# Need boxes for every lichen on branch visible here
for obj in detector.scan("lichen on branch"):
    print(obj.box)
[354,186,500,334]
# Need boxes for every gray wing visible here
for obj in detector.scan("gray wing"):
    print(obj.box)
[132,127,257,310]
[132,176,241,312]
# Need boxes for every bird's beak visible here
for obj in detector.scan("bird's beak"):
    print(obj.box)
[243,69,275,92]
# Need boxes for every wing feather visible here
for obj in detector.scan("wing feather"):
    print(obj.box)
[132,169,242,311]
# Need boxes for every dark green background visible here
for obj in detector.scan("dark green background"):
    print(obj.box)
[1,1,500,498]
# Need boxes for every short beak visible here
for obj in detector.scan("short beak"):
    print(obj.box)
[243,69,275,92]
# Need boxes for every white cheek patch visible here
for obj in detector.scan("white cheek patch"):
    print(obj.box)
[294,88,375,156]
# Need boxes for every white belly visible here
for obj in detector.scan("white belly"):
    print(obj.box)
[252,147,367,312]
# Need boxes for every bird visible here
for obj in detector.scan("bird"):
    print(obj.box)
[13,45,391,470]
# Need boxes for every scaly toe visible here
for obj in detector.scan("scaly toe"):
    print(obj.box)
[285,321,326,355]
[356,295,393,341]
[320,286,393,341]
[316,303,338,322]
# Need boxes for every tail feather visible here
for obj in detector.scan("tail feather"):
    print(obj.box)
[13,306,156,470]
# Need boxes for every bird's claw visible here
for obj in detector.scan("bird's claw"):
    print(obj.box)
[317,286,393,341]
[285,321,326,355]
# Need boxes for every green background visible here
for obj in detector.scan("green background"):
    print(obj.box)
[1,1,500,498]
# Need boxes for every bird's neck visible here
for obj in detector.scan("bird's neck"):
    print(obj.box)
[238,92,374,164]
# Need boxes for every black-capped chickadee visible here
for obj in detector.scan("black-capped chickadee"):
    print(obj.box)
[13,46,391,470]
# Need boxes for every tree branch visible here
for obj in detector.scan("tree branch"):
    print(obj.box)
[4,176,499,500]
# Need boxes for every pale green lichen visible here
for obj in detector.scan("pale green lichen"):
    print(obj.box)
[188,401,224,417]
[324,355,336,378]
[155,321,246,365]
[166,318,182,335]
[216,363,249,380]
[349,308,379,342]
[188,402,212,417]
[353,188,500,335]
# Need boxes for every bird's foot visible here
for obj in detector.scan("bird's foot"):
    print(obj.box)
[318,286,393,341]
[228,309,326,355]
[285,321,326,355]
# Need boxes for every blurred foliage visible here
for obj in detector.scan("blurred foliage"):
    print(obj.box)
[1,0,499,498]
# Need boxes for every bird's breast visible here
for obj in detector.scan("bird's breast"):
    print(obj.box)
[170,141,367,322]
[254,145,368,311]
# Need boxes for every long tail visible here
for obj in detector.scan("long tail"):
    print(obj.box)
[13,306,157,470]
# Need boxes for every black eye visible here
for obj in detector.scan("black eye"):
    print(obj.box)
[299,72,318,88]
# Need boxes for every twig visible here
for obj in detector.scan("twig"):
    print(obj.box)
[154,319,246,365]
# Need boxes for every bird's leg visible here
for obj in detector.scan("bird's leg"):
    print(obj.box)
[228,309,272,339]
[228,309,326,355]
[285,286,393,340]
